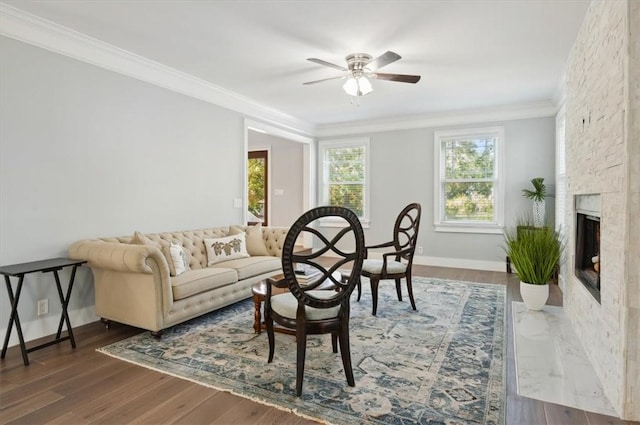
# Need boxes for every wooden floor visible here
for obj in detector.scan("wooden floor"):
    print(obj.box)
[1,265,638,425]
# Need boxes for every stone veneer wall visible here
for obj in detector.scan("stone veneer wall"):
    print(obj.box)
[564,0,639,419]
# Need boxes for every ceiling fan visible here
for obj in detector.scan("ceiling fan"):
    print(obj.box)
[303,51,421,97]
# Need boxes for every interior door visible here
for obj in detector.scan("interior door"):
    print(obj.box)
[247,150,268,225]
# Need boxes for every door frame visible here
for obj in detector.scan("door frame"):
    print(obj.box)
[244,119,315,248]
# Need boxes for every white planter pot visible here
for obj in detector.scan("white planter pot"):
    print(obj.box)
[520,281,549,311]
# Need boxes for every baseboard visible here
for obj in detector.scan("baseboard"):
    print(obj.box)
[322,251,505,272]
[0,305,99,348]
[411,255,505,272]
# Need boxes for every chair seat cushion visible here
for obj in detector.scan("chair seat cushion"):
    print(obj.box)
[362,259,407,275]
[270,291,340,321]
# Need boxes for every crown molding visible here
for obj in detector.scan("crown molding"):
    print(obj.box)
[314,100,557,137]
[0,3,314,137]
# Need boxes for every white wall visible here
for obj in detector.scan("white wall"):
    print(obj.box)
[0,37,247,344]
[319,116,556,270]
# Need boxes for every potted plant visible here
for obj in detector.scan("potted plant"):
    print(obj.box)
[504,220,562,310]
[522,177,546,227]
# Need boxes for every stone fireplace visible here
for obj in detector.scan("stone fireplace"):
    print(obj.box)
[563,0,639,420]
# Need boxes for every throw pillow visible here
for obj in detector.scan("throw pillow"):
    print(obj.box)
[130,230,150,246]
[204,233,250,265]
[228,225,244,236]
[230,224,270,256]
[169,242,190,276]
[131,231,176,276]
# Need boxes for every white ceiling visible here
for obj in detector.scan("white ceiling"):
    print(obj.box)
[2,0,590,130]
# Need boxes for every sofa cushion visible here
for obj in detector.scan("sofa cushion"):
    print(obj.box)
[171,268,238,301]
[204,233,250,265]
[229,224,270,256]
[210,256,281,280]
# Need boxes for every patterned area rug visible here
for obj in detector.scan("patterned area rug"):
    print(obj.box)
[98,277,506,424]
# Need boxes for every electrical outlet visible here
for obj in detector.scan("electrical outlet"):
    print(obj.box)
[417,246,424,255]
[37,299,48,316]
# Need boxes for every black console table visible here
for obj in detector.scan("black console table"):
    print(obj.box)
[0,257,86,365]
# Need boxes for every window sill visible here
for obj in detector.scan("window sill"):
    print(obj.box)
[319,218,370,229]
[434,223,504,234]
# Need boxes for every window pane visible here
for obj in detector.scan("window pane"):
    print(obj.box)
[443,138,495,179]
[327,147,364,163]
[328,184,363,216]
[444,182,494,221]
[327,147,365,182]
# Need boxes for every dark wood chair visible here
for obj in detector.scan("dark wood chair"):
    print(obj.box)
[264,206,365,396]
[358,203,422,316]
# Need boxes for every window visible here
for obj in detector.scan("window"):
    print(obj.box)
[555,107,567,291]
[555,107,566,231]
[434,127,504,233]
[318,138,370,226]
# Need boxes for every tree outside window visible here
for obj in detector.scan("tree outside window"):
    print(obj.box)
[247,158,265,218]
[327,146,365,216]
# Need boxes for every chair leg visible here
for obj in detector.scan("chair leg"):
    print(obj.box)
[370,277,380,316]
[296,323,307,396]
[338,324,355,387]
[331,332,338,353]
[266,313,275,363]
[395,279,403,301]
[406,271,417,311]
[356,277,362,302]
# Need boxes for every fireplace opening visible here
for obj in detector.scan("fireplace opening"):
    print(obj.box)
[575,213,601,302]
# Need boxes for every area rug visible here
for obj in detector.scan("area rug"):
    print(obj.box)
[98,277,506,424]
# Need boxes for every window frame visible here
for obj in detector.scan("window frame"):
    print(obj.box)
[433,126,505,234]
[318,137,371,228]
[555,106,567,291]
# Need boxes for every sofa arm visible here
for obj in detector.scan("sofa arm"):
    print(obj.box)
[69,239,169,274]
[262,227,289,257]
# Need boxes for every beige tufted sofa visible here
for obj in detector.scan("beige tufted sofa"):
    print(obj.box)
[69,225,288,336]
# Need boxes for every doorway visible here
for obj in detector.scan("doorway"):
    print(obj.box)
[244,119,315,247]
[247,149,268,225]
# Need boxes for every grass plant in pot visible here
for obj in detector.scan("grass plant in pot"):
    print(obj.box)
[504,220,562,310]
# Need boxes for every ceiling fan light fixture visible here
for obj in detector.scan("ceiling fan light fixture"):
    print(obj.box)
[306,51,419,98]
[343,76,373,97]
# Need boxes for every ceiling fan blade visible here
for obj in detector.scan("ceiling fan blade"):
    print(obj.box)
[372,73,421,84]
[303,75,345,85]
[307,58,347,71]
[366,51,401,70]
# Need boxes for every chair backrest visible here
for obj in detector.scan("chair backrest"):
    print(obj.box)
[393,203,422,263]
[281,206,365,310]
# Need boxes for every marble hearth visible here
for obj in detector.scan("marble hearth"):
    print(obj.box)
[512,302,616,416]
